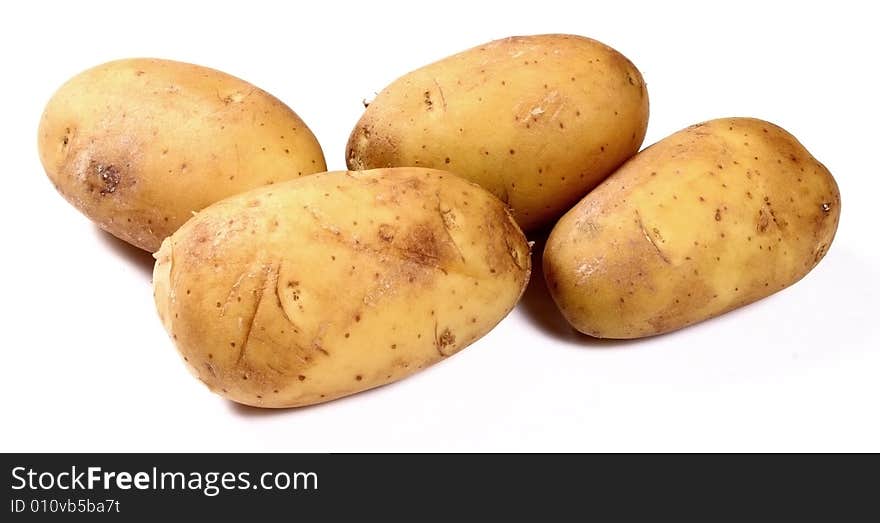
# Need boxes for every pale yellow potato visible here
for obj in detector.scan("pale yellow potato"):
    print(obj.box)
[153,168,531,407]
[38,58,326,252]
[544,117,840,339]
[347,34,649,231]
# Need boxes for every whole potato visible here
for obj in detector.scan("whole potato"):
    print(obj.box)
[347,34,649,231]
[38,58,326,252]
[544,118,840,339]
[153,168,531,407]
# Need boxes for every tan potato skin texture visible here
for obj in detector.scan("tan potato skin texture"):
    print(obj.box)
[153,168,531,407]
[38,58,326,252]
[544,118,840,339]
[346,34,649,231]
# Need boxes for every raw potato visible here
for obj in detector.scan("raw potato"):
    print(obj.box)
[544,118,840,339]
[347,34,649,231]
[153,168,531,407]
[38,58,326,252]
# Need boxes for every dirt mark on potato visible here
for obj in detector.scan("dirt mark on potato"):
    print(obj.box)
[433,321,456,356]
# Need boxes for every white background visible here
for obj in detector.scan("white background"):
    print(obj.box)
[1,0,877,452]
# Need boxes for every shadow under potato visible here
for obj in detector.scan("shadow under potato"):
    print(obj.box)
[94,226,155,279]
[518,227,643,348]
[225,398,347,417]
[224,368,423,416]
[227,400,311,417]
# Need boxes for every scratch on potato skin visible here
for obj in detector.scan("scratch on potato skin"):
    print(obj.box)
[236,264,272,364]
[635,210,670,264]
[436,198,466,263]
[431,78,448,111]
[272,263,301,331]
[219,256,264,318]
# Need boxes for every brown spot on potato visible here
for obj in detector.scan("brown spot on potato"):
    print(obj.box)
[438,328,455,346]
[378,224,395,242]
[94,163,120,195]
[399,223,447,268]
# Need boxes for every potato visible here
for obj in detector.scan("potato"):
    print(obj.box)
[346,34,649,231]
[544,117,840,339]
[153,167,530,407]
[38,58,326,252]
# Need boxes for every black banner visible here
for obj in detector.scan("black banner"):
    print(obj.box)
[1,454,876,519]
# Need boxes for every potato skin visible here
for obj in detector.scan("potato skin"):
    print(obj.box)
[347,34,649,231]
[38,58,326,252]
[544,118,840,339]
[153,168,530,407]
